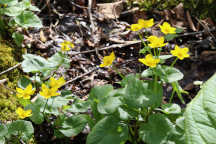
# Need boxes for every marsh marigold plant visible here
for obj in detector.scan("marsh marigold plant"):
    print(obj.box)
[138,18,154,29]
[159,22,176,35]
[49,76,65,89]
[40,84,60,99]
[60,40,74,52]
[100,52,115,67]
[139,54,160,68]
[147,36,167,48]
[171,45,190,60]
[16,84,35,99]
[16,107,32,119]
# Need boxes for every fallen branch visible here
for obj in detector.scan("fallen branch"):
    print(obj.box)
[0,63,21,76]
[70,40,142,56]
[63,67,98,87]
[177,27,216,37]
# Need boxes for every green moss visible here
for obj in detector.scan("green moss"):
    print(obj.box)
[0,41,24,122]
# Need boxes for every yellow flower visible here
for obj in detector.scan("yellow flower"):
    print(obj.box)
[16,84,35,99]
[147,36,167,48]
[16,107,32,119]
[60,40,74,52]
[139,54,160,68]
[129,24,143,31]
[49,76,65,89]
[159,22,176,35]
[100,52,115,67]
[171,45,189,60]
[138,18,154,28]
[39,84,60,99]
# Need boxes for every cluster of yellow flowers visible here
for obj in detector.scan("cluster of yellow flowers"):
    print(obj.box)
[40,77,65,99]
[129,19,190,68]
[15,77,65,119]
[60,40,74,52]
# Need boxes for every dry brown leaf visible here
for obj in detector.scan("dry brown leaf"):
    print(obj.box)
[97,1,123,19]
[40,30,47,42]
[173,3,184,20]
[186,10,197,31]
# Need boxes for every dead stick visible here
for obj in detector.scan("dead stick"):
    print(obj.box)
[70,40,142,56]
[62,67,98,87]
[0,63,21,76]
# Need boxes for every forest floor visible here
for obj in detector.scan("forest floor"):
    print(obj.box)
[1,0,216,143]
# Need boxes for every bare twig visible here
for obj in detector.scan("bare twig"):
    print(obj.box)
[195,17,216,41]
[177,27,216,37]
[63,67,98,86]
[70,40,142,56]
[69,1,88,9]
[0,63,21,76]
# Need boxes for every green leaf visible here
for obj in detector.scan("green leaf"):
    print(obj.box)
[45,95,72,115]
[176,28,184,33]
[161,103,181,115]
[67,99,90,113]
[3,5,24,16]
[139,114,174,144]
[141,68,153,78]
[185,74,216,144]
[7,120,34,141]
[139,46,150,54]
[122,75,163,109]
[18,76,32,89]
[169,117,186,144]
[48,52,70,69]
[0,124,7,138]
[0,0,18,5]
[122,75,148,109]
[165,34,178,41]
[158,55,173,63]
[155,65,184,83]
[89,85,113,121]
[21,54,50,73]
[87,116,128,144]
[98,96,122,114]
[59,114,88,137]
[26,96,45,124]
[0,137,5,144]
[12,32,24,47]
[14,11,42,28]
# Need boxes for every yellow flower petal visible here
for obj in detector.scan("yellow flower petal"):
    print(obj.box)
[171,45,190,60]
[49,76,65,89]
[100,52,115,67]
[147,36,167,48]
[139,54,160,68]
[16,107,32,119]
[16,84,35,99]
[138,18,154,28]
[40,84,60,99]
[60,41,74,52]
[159,22,176,35]
[129,24,143,31]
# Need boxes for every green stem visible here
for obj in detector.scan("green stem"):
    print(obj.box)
[153,67,158,93]
[171,57,178,67]
[128,125,138,144]
[43,99,48,114]
[153,48,156,56]
[169,87,176,103]
[138,33,153,55]
[112,65,124,79]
